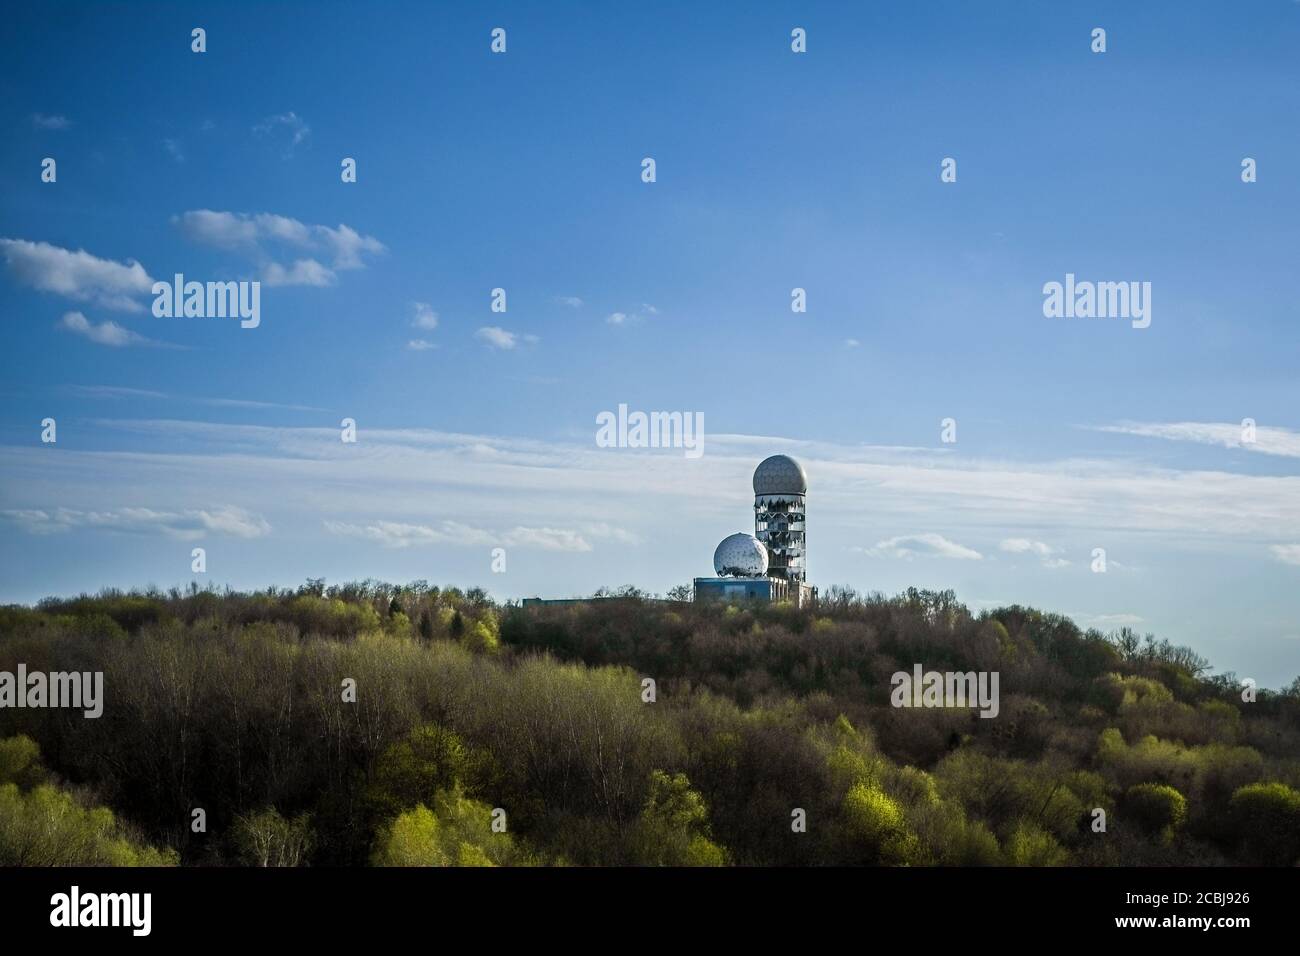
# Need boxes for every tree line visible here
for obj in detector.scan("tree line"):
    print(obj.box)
[1,580,1297,866]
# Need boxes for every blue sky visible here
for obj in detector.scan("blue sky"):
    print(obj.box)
[2,1,1298,687]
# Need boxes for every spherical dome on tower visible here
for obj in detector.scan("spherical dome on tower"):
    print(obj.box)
[713,532,769,577]
[753,454,808,496]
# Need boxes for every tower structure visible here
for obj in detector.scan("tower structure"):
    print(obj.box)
[752,454,807,585]
[692,455,815,608]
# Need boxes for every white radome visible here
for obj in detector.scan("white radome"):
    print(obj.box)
[713,532,769,577]
[753,454,808,496]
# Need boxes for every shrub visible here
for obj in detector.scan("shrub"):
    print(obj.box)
[1229,782,1300,865]
[908,799,1001,865]
[1004,822,1067,866]
[1124,783,1187,840]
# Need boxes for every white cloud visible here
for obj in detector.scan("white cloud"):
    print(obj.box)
[324,520,455,548]
[68,385,169,400]
[1089,421,1300,460]
[324,519,596,552]
[202,397,324,411]
[317,223,385,270]
[174,210,384,281]
[12,422,1300,575]
[2,505,270,540]
[58,311,175,349]
[163,138,184,163]
[476,326,537,350]
[407,339,436,351]
[844,338,861,348]
[607,305,657,326]
[253,213,313,245]
[581,522,642,545]
[32,114,70,130]
[262,259,335,287]
[1270,544,1300,567]
[198,507,273,538]
[174,210,260,248]
[0,239,154,311]
[999,537,1069,566]
[1001,538,1052,555]
[411,302,438,330]
[502,527,592,552]
[860,533,983,561]
[60,311,138,346]
[66,385,322,411]
[556,296,584,307]
[252,111,310,155]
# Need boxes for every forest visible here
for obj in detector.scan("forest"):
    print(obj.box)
[1,579,1298,867]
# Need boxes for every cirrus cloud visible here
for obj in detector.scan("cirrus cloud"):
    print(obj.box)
[324,519,595,552]
[2,505,270,540]
[1087,421,1300,460]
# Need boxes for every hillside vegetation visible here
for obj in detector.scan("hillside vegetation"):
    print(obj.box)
[1,581,1298,866]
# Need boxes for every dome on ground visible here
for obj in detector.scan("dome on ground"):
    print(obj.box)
[753,454,808,496]
[713,532,769,577]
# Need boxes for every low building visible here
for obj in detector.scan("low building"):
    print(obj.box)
[692,576,817,607]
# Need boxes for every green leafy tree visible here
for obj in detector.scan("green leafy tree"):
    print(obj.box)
[385,610,412,638]
[0,735,43,788]
[368,724,484,820]
[632,770,728,866]
[1004,821,1068,866]
[0,783,176,866]
[464,615,500,654]
[841,782,920,865]
[371,785,530,866]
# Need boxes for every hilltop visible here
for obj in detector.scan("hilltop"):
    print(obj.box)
[1,581,1298,866]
